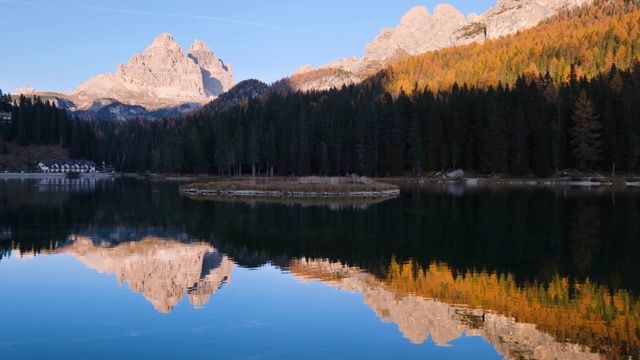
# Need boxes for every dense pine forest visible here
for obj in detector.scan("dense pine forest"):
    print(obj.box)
[2,0,640,177]
[0,94,72,147]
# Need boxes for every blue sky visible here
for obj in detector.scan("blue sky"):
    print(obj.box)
[1,0,495,94]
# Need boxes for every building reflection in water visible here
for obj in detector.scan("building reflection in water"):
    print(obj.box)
[37,178,100,193]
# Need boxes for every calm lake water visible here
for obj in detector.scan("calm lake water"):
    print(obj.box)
[1,178,639,359]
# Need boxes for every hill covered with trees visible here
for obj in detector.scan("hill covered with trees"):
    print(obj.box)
[378,0,640,94]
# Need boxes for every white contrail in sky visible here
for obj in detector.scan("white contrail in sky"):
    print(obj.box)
[87,6,278,28]
[0,1,277,28]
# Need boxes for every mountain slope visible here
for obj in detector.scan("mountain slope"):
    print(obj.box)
[291,0,594,92]
[379,0,640,94]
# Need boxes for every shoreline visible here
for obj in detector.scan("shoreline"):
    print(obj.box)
[5,171,636,188]
[0,172,112,179]
[384,176,637,187]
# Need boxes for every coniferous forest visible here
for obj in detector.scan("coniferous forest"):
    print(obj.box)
[2,0,640,177]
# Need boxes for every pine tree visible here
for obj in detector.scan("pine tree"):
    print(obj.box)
[570,89,602,170]
[628,133,640,172]
[412,137,425,174]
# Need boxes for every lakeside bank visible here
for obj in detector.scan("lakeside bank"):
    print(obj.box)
[0,172,112,180]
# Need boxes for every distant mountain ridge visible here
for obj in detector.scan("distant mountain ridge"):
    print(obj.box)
[17,33,237,120]
[70,33,235,111]
[291,0,594,92]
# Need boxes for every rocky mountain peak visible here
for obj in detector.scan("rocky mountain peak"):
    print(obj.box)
[142,33,186,61]
[151,33,178,47]
[14,85,36,95]
[189,38,212,53]
[188,38,236,98]
[364,3,466,64]
[399,5,431,25]
[69,33,236,112]
[433,4,465,21]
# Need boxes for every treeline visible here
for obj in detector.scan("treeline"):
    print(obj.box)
[0,94,74,148]
[381,0,640,94]
[3,67,640,177]
[64,63,639,177]
[0,89,12,112]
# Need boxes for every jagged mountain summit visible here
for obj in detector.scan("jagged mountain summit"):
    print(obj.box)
[188,39,236,98]
[292,0,594,92]
[65,33,236,118]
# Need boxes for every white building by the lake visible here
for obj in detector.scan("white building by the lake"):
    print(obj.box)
[37,160,97,173]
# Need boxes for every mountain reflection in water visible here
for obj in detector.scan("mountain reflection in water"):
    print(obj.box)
[2,179,640,359]
[10,237,610,359]
[57,236,234,313]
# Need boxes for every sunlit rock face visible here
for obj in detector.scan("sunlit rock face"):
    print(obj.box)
[13,85,36,95]
[288,258,599,360]
[188,39,236,98]
[60,236,234,313]
[70,33,235,111]
[292,0,594,91]
[363,4,466,65]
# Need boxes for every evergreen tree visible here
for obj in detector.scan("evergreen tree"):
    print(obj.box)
[412,137,425,174]
[570,89,602,170]
[550,120,562,172]
[628,133,640,172]
[509,102,530,175]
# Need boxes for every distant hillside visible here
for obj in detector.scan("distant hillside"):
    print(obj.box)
[377,0,640,94]
[203,79,271,112]
[291,0,594,92]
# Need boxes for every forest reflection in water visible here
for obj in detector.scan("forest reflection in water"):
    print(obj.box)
[1,179,640,358]
[7,234,632,359]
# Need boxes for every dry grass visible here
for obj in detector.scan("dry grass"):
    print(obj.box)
[0,142,69,172]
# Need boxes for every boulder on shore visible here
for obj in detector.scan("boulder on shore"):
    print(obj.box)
[446,169,465,179]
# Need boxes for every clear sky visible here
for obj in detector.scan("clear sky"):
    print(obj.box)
[1,0,495,94]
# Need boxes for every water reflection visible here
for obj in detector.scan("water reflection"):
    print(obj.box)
[183,192,399,210]
[10,234,638,358]
[61,236,233,313]
[568,204,602,276]
[36,178,100,193]
[288,258,622,359]
[11,233,235,313]
[3,179,640,358]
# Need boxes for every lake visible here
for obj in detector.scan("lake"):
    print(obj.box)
[0,178,638,359]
